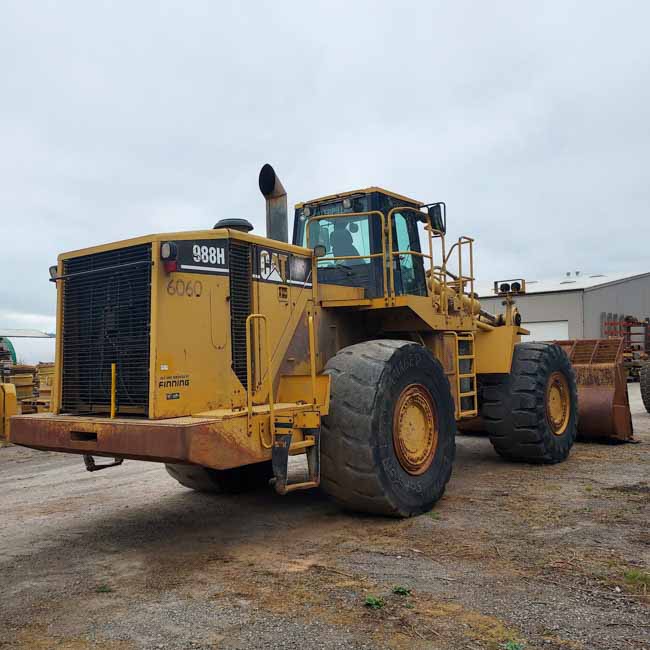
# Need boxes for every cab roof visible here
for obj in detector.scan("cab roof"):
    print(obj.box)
[295,186,423,209]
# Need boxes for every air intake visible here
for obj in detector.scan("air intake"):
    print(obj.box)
[228,240,252,388]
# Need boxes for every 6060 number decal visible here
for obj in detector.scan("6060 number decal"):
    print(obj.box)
[167,279,203,297]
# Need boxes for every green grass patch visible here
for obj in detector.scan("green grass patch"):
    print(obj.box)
[501,642,525,650]
[624,569,650,590]
[95,584,113,593]
[392,585,412,596]
[364,595,385,610]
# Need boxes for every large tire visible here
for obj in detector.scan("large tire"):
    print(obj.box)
[321,340,456,517]
[165,461,273,494]
[641,363,650,413]
[481,342,578,464]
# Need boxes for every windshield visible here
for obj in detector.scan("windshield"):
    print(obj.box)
[306,216,372,266]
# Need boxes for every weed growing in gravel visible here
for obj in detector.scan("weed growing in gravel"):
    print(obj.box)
[96,584,113,593]
[501,642,524,650]
[364,595,385,610]
[428,511,441,520]
[392,586,412,596]
[624,569,650,591]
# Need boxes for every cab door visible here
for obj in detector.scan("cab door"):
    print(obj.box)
[391,212,428,297]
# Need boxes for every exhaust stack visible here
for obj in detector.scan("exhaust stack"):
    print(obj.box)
[258,164,288,243]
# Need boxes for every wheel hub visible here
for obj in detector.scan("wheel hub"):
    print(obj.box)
[546,371,570,436]
[392,384,438,475]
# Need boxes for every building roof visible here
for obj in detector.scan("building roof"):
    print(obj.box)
[476,272,650,298]
[0,329,54,338]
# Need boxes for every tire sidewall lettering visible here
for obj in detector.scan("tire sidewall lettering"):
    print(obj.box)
[375,345,454,501]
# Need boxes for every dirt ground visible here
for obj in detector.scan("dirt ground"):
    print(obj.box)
[1,387,648,650]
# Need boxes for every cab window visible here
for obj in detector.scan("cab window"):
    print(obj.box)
[392,212,427,296]
[308,216,371,265]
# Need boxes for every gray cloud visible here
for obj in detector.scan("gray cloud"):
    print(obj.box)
[1,1,649,362]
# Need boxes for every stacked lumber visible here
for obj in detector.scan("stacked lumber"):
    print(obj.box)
[34,363,54,412]
[7,365,36,414]
[14,363,55,414]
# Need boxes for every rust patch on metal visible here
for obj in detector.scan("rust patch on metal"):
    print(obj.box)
[9,412,267,469]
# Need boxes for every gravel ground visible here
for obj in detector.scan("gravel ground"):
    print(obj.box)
[0,386,648,649]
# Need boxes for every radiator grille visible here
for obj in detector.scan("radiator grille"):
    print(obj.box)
[229,240,252,388]
[61,244,152,415]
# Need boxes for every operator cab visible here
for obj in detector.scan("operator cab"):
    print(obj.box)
[293,188,441,299]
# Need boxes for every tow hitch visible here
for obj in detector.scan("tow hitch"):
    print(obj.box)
[83,455,124,472]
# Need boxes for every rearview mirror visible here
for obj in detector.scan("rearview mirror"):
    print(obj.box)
[427,203,446,234]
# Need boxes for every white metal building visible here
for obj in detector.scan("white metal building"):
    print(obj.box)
[477,272,650,341]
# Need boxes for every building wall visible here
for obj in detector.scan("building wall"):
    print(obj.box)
[479,291,584,338]
[583,275,650,338]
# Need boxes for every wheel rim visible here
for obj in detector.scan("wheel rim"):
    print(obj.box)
[546,371,571,436]
[392,384,438,475]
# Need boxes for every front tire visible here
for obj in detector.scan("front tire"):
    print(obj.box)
[321,340,456,517]
[165,461,273,493]
[481,342,578,463]
[641,363,650,413]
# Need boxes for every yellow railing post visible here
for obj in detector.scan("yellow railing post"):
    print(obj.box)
[110,363,116,418]
[246,314,275,449]
[308,313,317,405]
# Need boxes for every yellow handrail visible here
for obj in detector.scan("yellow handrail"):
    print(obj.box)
[246,313,274,449]
[110,363,117,419]
[304,205,475,320]
[308,313,317,405]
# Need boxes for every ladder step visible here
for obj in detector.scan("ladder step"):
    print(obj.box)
[280,480,319,493]
[289,439,315,452]
[455,332,477,419]
[272,430,320,495]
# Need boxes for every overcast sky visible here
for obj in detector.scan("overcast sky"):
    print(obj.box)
[1,1,649,362]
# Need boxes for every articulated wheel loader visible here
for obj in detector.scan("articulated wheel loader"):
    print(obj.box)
[6,165,631,516]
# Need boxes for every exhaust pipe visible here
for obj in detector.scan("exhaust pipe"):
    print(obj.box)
[258,164,288,243]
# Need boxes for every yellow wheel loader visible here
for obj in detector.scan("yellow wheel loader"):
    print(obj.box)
[7,165,630,516]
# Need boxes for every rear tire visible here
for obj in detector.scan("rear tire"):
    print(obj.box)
[165,461,273,494]
[641,363,650,413]
[481,342,578,464]
[321,340,456,517]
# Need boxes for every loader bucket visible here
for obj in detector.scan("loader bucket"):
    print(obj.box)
[554,339,634,442]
